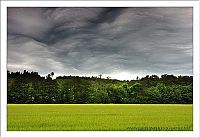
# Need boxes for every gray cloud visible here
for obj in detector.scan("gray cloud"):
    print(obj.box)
[7,7,193,80]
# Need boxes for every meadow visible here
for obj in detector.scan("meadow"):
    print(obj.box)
[7,104,193,131]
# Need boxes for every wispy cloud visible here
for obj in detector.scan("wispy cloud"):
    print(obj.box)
[7,7,193,80]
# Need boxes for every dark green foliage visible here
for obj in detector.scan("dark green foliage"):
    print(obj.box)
[107,84,128,104]
[7,70,193,104]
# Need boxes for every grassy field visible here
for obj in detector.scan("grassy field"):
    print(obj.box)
[7,104,193,131]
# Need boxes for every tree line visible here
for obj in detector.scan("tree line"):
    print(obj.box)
[7,70,193,104]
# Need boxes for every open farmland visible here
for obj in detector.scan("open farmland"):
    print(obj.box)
[7,104,192,131]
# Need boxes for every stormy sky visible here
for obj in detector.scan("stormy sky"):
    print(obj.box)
[7,7,193,80]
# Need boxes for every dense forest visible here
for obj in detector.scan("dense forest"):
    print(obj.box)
[7,70,193,104]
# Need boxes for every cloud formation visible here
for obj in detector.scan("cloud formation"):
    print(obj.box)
[7,8,193,80]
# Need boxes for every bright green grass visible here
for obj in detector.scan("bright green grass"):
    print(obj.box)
[7,104,193,131]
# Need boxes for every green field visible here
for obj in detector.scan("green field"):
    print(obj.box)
[7,104,193,131]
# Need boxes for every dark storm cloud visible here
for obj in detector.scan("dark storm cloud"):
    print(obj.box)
[7,7,192,80]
